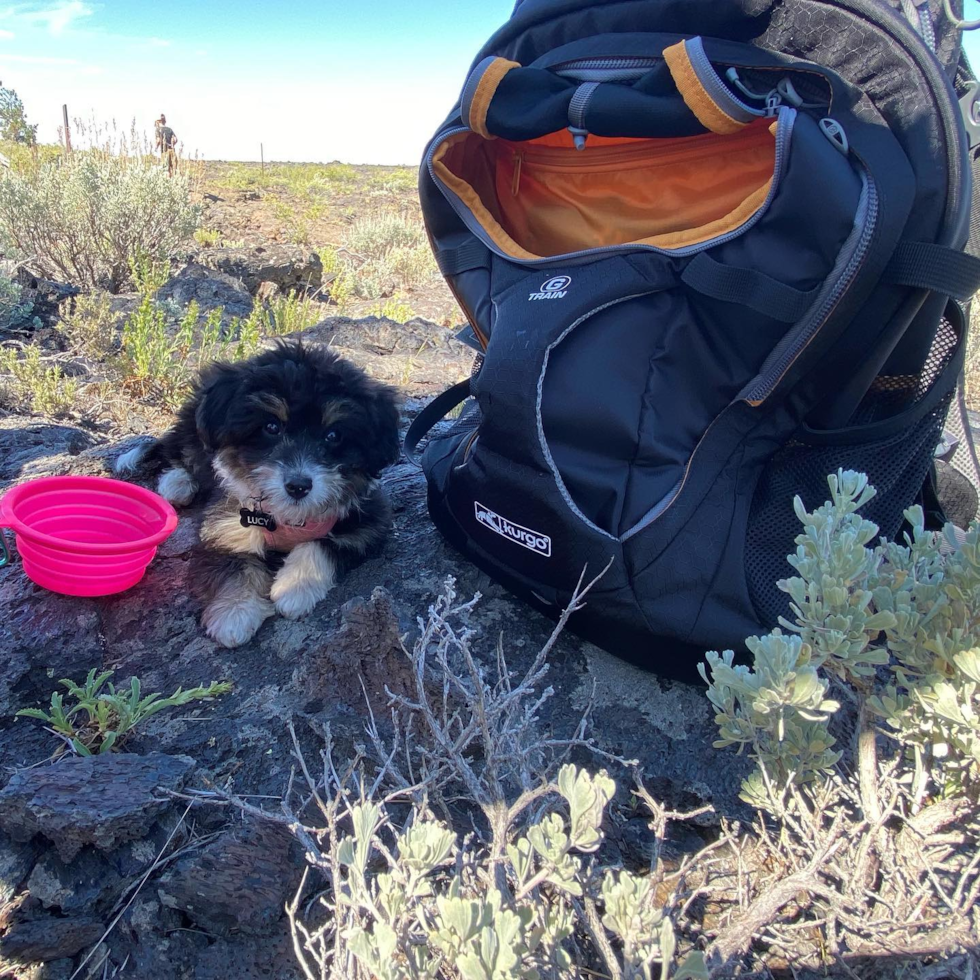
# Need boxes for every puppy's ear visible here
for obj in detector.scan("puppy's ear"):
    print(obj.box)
[194,367,241,452]
[364,381,401,478]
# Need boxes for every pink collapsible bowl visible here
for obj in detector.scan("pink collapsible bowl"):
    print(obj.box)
[0,475,178,597]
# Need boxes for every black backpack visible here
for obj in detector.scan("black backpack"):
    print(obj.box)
[408,0,980,679]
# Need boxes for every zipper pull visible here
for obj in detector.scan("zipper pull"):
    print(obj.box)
[819,117,849,155]
[511,152,523,196]
[567,126,589,151]
[764,90,782,117]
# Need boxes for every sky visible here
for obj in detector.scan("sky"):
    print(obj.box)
[4,0,980,166]
[0,0,515,165]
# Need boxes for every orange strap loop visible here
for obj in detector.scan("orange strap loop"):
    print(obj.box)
[663,39,750,135]
[463,57,521,139]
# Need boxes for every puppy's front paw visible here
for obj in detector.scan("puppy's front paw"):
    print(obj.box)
[270,542,335,620]
[157,466,198,507]
[203,593,274,648]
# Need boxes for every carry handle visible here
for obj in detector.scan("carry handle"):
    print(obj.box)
[461,56,522,139]
[662,37,763,135]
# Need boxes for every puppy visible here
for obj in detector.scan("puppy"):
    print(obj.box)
[116,341,400,648]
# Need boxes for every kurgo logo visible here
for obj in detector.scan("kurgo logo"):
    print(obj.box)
[528,275,571,301]
[474,501,552,556]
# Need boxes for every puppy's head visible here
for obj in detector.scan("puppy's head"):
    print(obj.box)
[195,341,400,521]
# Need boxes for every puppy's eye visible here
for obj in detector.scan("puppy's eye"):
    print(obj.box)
[263,421,281,436]
[325,429,342,446]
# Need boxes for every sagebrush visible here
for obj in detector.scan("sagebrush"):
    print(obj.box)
[0,147,198,290]
[701,470,980,968]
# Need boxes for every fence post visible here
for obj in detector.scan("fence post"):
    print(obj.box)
[260,142,264,172]
[62,104,71,155]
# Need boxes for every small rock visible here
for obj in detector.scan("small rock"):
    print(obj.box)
[294,586,413,713]
[157,818,297,936]
[0,417,96,483]
[27,847,124,914]
[0,912,103,964]
[0,831,38,904]
[0,753,195,861]
[254,279,280,303]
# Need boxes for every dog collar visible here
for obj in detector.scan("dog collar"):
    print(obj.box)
[261,514,339,550]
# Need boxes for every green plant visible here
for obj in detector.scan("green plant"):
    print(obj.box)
[0,145,198,290]
[219,577,708,980]
[388,243,437,287]
[701,469,980,806]
[328,267,355,316]
[194,227,222,248]
[0,82,36,144]
[290,218,311,247]
[367,168,418,195]
[17,669,232,755]
[0,269,36,331]
[346,213,427,258]
[226,304,265,362]
[58,291,119,358]
[264,291,321,336]
[0,345,79,415]
[372,298,415,323]
[318,246,342,279]
[121,291,173,386]
[697,470,980,972]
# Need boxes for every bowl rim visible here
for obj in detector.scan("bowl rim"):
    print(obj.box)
[0,475,178,555]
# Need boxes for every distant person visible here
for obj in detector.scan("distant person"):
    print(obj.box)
[155,113,178,176]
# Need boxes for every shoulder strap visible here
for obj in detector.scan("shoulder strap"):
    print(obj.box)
[404,378,472,466]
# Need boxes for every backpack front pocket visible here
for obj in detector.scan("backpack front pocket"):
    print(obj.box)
[430,113,789,261]
[538,287,791,538]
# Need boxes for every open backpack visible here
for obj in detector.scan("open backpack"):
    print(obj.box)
[408,0,980,679]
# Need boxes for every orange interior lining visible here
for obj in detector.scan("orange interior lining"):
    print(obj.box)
[431,119,778,258]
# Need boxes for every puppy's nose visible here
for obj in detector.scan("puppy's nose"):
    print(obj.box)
[285,476,313,500]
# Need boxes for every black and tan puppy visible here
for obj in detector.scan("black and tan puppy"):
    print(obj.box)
[116,341,400,648]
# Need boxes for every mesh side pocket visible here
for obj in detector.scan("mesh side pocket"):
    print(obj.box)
[746,315,961,628]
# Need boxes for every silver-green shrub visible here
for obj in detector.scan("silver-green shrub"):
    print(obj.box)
[229,579,708,980]
[0,269,35,331]
[701,469,980,807]
[0,150,198,290]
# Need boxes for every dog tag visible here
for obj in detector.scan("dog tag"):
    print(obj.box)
[239,508,277,531]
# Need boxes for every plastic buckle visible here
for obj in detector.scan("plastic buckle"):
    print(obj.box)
[959,80,980,151]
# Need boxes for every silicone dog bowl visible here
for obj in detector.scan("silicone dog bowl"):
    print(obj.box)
[0,475,178,597]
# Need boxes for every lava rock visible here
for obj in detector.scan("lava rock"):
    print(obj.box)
[294,586,413,714]
[156,261,254,318]
[27,846,125,914]
[0,753,195,861]
[157,819,297,936]
[0,831,38,904]
[196,244,322,294]
[0,909,103,964]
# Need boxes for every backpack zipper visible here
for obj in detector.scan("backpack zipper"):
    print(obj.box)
[621,176,875,539]
[426,106,796,264]
[512,124,774,172]
[551,56,659,82]
[742,168,878,403]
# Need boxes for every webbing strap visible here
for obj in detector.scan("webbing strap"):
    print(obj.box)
[884,241,980,301]
[404,378,472,467]
[436,241,492,277]
[681,252,820,322]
